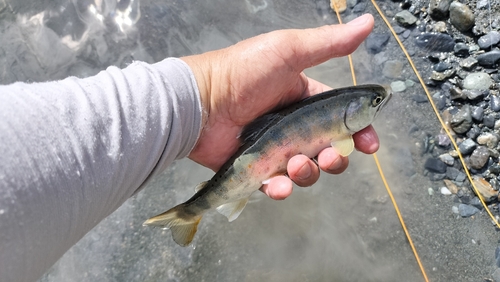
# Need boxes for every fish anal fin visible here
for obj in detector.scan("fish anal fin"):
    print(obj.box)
[194,181,209,192]
[216,198,249,222]
[331,136,354,157]
[143,204,202,247]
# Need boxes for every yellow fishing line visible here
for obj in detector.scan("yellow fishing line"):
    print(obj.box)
[332,2,429,281]
[369,0,500,230]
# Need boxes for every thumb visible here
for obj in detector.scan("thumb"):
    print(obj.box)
[291,14,374,70]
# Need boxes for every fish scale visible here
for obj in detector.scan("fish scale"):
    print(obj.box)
[144,84,392,246]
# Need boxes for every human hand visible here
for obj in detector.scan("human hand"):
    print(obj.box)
[183,14,378,200]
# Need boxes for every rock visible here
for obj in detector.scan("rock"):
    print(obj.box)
[365,33,390,54]
[469,146,490,169]
[466,125,481,139]
[477,0,490,9]
[383,60,403,78]
[352,2,366,13]
[464,89,488,100]
[437,134,451,147]
[390,80,406,92]
[449,2,475,32]
[412,94,428,103]
[470,106,484,121]
[433,21,447,33]
[439,153,455,165]
[416,33,455,52]
[424,158,447,173]
[449,87,466,100]
[446,167,461,180]
[458,203,479,217]
[431,69,455,81]
[453,42,469,57]
[433,62,451,72]
[458,138,477,155]
[450,105,473,134]
[429,0,451,20]
[444,179,459,193]
[405,79,415,87]
[395,10,417,27]
[491,95,500,112]
[463,72,493,90]
[440,187,452,195]
[477,31,500,49]
[330,0,347,13]
[469,197,483,209]
[477,132,499,148]
[373,52,388,65]
[477,50,500,67]
[428,187,435,196]
[452,205,459,214]
[472,176,498,203]
[483,114,496,128]
[459,57,477,70]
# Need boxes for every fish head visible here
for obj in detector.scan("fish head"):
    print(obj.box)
[344,84,392,133]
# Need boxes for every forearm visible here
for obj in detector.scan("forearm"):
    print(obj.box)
[0,58,202,282]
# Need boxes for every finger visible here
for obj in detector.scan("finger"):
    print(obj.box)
[260,175,293,200]
[288,14,374,70]
[353,125,380,154]
[317,147,349,174]
[287,155,320,187]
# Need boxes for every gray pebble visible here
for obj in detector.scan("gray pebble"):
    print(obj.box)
[469,197,483,209]
[352,2,366,13]
[458,203,479,217]
[395,10,417,27]
[431,69,455,81]
[477,50,500,67]
[449,2,475,32]
[433,62,451,72]
[449,87,466,100]
[429,0,451,20]
[439,153,455,165]
[459,57,478,70]
[477,0,490,9]
[483,114,496,129]
[451,105,473,134]
[446,167,461,180]
[466,125,481,139]
[433,21,447,33]
[464,89,488,100]
[463,72,493,90]
[490,95,500,112]
[424,158,447,173]
[390,81,406,92]
[458,138,477,155]
[453,42,469,57]
[477,31,500,49]
[366,33,390,54]
[456,171,467,182]
[471,106,484,121]
[437,134,451,146]
[469,146,490,169]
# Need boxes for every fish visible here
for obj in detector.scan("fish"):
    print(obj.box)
[143,84,392,246]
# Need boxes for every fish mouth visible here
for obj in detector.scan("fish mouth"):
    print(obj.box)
[377,87,393,113]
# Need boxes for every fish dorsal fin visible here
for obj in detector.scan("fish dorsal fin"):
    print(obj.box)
[239,113,282,143]
[331,136,355,157]
[216,197,250,222]
[194,181,209,192]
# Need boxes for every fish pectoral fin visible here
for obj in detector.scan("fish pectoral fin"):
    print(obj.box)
[216,198,250,222]
[143,204,202,247]
[194,181,209,192]
[331,136,355,157]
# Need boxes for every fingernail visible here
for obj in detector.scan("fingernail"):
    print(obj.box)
[347,14,369,26]
[297,163,312,180]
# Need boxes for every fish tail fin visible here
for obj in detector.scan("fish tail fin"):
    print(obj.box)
[143,204,202,247]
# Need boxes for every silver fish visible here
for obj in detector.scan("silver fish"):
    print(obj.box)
[144,84,392,246]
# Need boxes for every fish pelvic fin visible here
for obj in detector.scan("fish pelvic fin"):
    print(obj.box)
[216,197,249,222]
[143,204,202,247]
[331,136,354,157]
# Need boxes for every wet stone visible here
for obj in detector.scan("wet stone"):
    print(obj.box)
[451,105,472,134]
[449,87,466,100]
[437,134,451,147]
[458,204,479,217]
[463,72,493,90]
[449,2,475,32]
[473,176,498,203]
[433,21,447,33]
[477,50,500,67]
[352,2,366,13]
[416,33,455,52]
[365,32,390,54]
[439,153,454,165]
[466,125,481,139]
[412,94,428,103]
[477,0,490,9]
[477,31,500,49]
[390,80,406,92]
[446,167,461,180]
[430,173,446,181]
[431,69,455,81]
[464,89,488,100]
[458,138,477,155]
[471,106,484,121]
[429,0,451,20]
[454,42,469,57]
[469,146,490,169]
[425,158,447,173]
[477,132,499,148]
[483,114,496,129]
[491,95,500,112]
[459,57,477,70]
[469,197,483,210]
[433,62,451,72]
[395,10,417,27]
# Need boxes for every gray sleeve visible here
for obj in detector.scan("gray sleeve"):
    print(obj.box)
[0,58,203,282]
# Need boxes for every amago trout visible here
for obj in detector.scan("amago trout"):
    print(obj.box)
[144,84,392,246]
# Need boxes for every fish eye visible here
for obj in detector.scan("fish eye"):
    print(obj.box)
[372,95,383,106]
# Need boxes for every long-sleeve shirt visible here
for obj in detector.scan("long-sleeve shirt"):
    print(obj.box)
[0,58,203,282]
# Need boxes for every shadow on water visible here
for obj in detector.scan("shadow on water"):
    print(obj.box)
[0,0,498,281]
